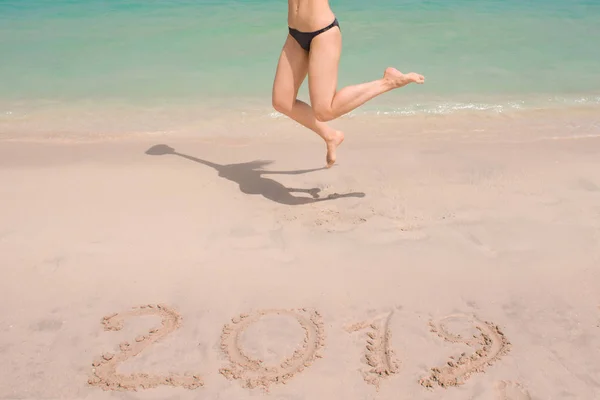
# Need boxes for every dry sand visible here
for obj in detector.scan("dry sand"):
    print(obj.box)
[1,111,600,400]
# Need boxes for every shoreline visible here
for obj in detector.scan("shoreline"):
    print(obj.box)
[1,104,599,143]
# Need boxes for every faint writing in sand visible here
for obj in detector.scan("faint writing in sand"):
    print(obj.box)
[495,380,532,400]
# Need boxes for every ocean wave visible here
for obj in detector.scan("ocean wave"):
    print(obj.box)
[265,96,600,119]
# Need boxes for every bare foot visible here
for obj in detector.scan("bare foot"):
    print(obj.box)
[383,67,425,88]
[325,130,344,168]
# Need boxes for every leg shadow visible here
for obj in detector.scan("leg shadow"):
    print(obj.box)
[145,144,366,206]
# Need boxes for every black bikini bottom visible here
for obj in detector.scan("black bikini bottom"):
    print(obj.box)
[288,18,340,52]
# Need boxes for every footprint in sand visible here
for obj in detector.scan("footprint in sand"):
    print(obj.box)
[496,381,532,399]
[312,209,369,233]
[88,304,203,391]
[345,312,400,390]
[420,314,511,389]
[219,308,325,391]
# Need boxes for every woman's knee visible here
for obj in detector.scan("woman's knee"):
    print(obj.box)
[313,105,335,122]
[272,93,293,115]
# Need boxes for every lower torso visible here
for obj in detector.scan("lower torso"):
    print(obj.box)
[288,0,336,32]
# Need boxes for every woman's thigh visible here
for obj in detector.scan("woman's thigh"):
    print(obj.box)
[272,35,309,109]
[307,27,342,111]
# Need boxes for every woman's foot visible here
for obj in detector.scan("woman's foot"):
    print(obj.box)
[325,130,345,168]
[383,67,425,88]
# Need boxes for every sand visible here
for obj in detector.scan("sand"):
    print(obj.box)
[1,111,600,400]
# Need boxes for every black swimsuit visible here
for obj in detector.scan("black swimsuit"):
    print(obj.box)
[288,18,340,52]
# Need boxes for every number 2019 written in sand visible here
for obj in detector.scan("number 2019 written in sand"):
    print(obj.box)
[88,304,511,392]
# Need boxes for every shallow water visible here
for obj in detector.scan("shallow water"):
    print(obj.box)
[1,0,599,136]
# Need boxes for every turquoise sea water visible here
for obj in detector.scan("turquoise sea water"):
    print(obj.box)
[1,0,600,135]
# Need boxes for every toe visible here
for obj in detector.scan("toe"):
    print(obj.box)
[326,155,335,168]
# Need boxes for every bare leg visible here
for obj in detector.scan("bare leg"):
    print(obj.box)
[308,27,424,122]
[272,35,345,167]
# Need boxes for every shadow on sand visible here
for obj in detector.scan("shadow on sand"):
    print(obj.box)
[145,144,365,206]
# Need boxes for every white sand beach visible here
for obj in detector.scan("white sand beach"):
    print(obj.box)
[1,112,599,400]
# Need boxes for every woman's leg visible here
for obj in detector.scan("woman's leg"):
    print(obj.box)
[272,35,345,167]
[308,28,425,122]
